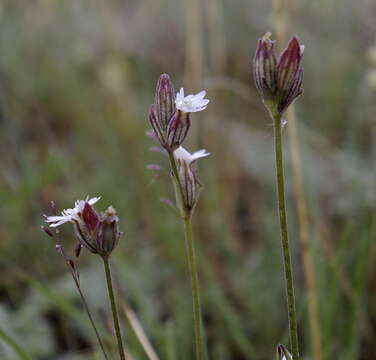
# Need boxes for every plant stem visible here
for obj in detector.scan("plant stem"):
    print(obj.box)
[76,286,110,360]
[183,215,204,360]
[272,111,300,360]
[103,258,126,360]
[168,150,204,360]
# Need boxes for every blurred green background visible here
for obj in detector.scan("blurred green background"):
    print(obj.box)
[0,0,375,359]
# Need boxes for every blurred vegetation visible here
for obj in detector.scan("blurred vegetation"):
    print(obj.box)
[0,0,375,359]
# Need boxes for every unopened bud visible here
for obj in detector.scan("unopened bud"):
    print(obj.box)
[154,74,176,130]
[276,37,304,114]
[166,110,191,150]
[253,32,277,102]
[253,33,304,115]
[95,206,122,259]
[82,202,100,232]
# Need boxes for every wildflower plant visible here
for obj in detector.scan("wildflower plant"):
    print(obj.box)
[43,196,125,360]
[148,74,209,360]
[253,33,304,360]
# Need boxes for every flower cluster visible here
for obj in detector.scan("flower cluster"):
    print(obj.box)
[45,196,121,259]
[149,74,210,216]
[253,32,304,115]
[149,74,209,151]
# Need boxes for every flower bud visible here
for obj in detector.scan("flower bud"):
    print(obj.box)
[253,33,304,115]
[95,206,122,259]
[253,32,277,102]
[154,74,176,130]
[276,37,304,114]
[166,110,191,150]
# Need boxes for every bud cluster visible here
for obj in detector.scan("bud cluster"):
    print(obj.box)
[253,32,304,115]
[45,197,122,259]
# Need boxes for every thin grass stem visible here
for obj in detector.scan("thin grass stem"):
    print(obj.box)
[76,286,110,360]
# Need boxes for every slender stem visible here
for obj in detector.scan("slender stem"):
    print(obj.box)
[103,258,126,360]
[168,150,204,360]
[272,111,300,360]
[76,286,110,360]
[183,215,204,360]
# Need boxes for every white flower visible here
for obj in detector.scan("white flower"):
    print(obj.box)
[174,146,210,164]
[175,88,209,113]
[45,196,100,228]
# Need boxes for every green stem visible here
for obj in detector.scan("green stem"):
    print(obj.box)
[103,258,126,360]
[168,150,204,360]
[0,326,32,360]
[272,111,300,360]
[76,286,110,360]
[183,215,204,360]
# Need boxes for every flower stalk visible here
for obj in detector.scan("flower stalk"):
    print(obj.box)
[253,33,304,359]
[103,258,126,360]
[149,74,210,360]
[272,109,299,360]
[168,151,204,360]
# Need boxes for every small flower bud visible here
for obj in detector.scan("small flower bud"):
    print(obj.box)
[82,202,100,232]
[166,110,191,150]
[253,32,277,102]
[276,37,304,114]
[95,206,122,259]
[154,74,176,130]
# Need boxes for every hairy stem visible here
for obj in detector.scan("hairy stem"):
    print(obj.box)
[103,258,126,360]
[272,111,300,360]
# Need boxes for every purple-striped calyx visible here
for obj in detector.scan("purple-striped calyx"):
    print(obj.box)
[173,146,210,214]
[253,32,304,115]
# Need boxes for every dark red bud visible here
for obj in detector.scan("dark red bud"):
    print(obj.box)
[155,74,176,130]
[82,202,100,232]
[166,110,191,150]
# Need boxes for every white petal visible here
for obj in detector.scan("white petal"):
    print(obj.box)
[190,149,210,162]
[175,88,209,113]
[174,146,210,164]
[88,196,101,205]
[174,146,192,163]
